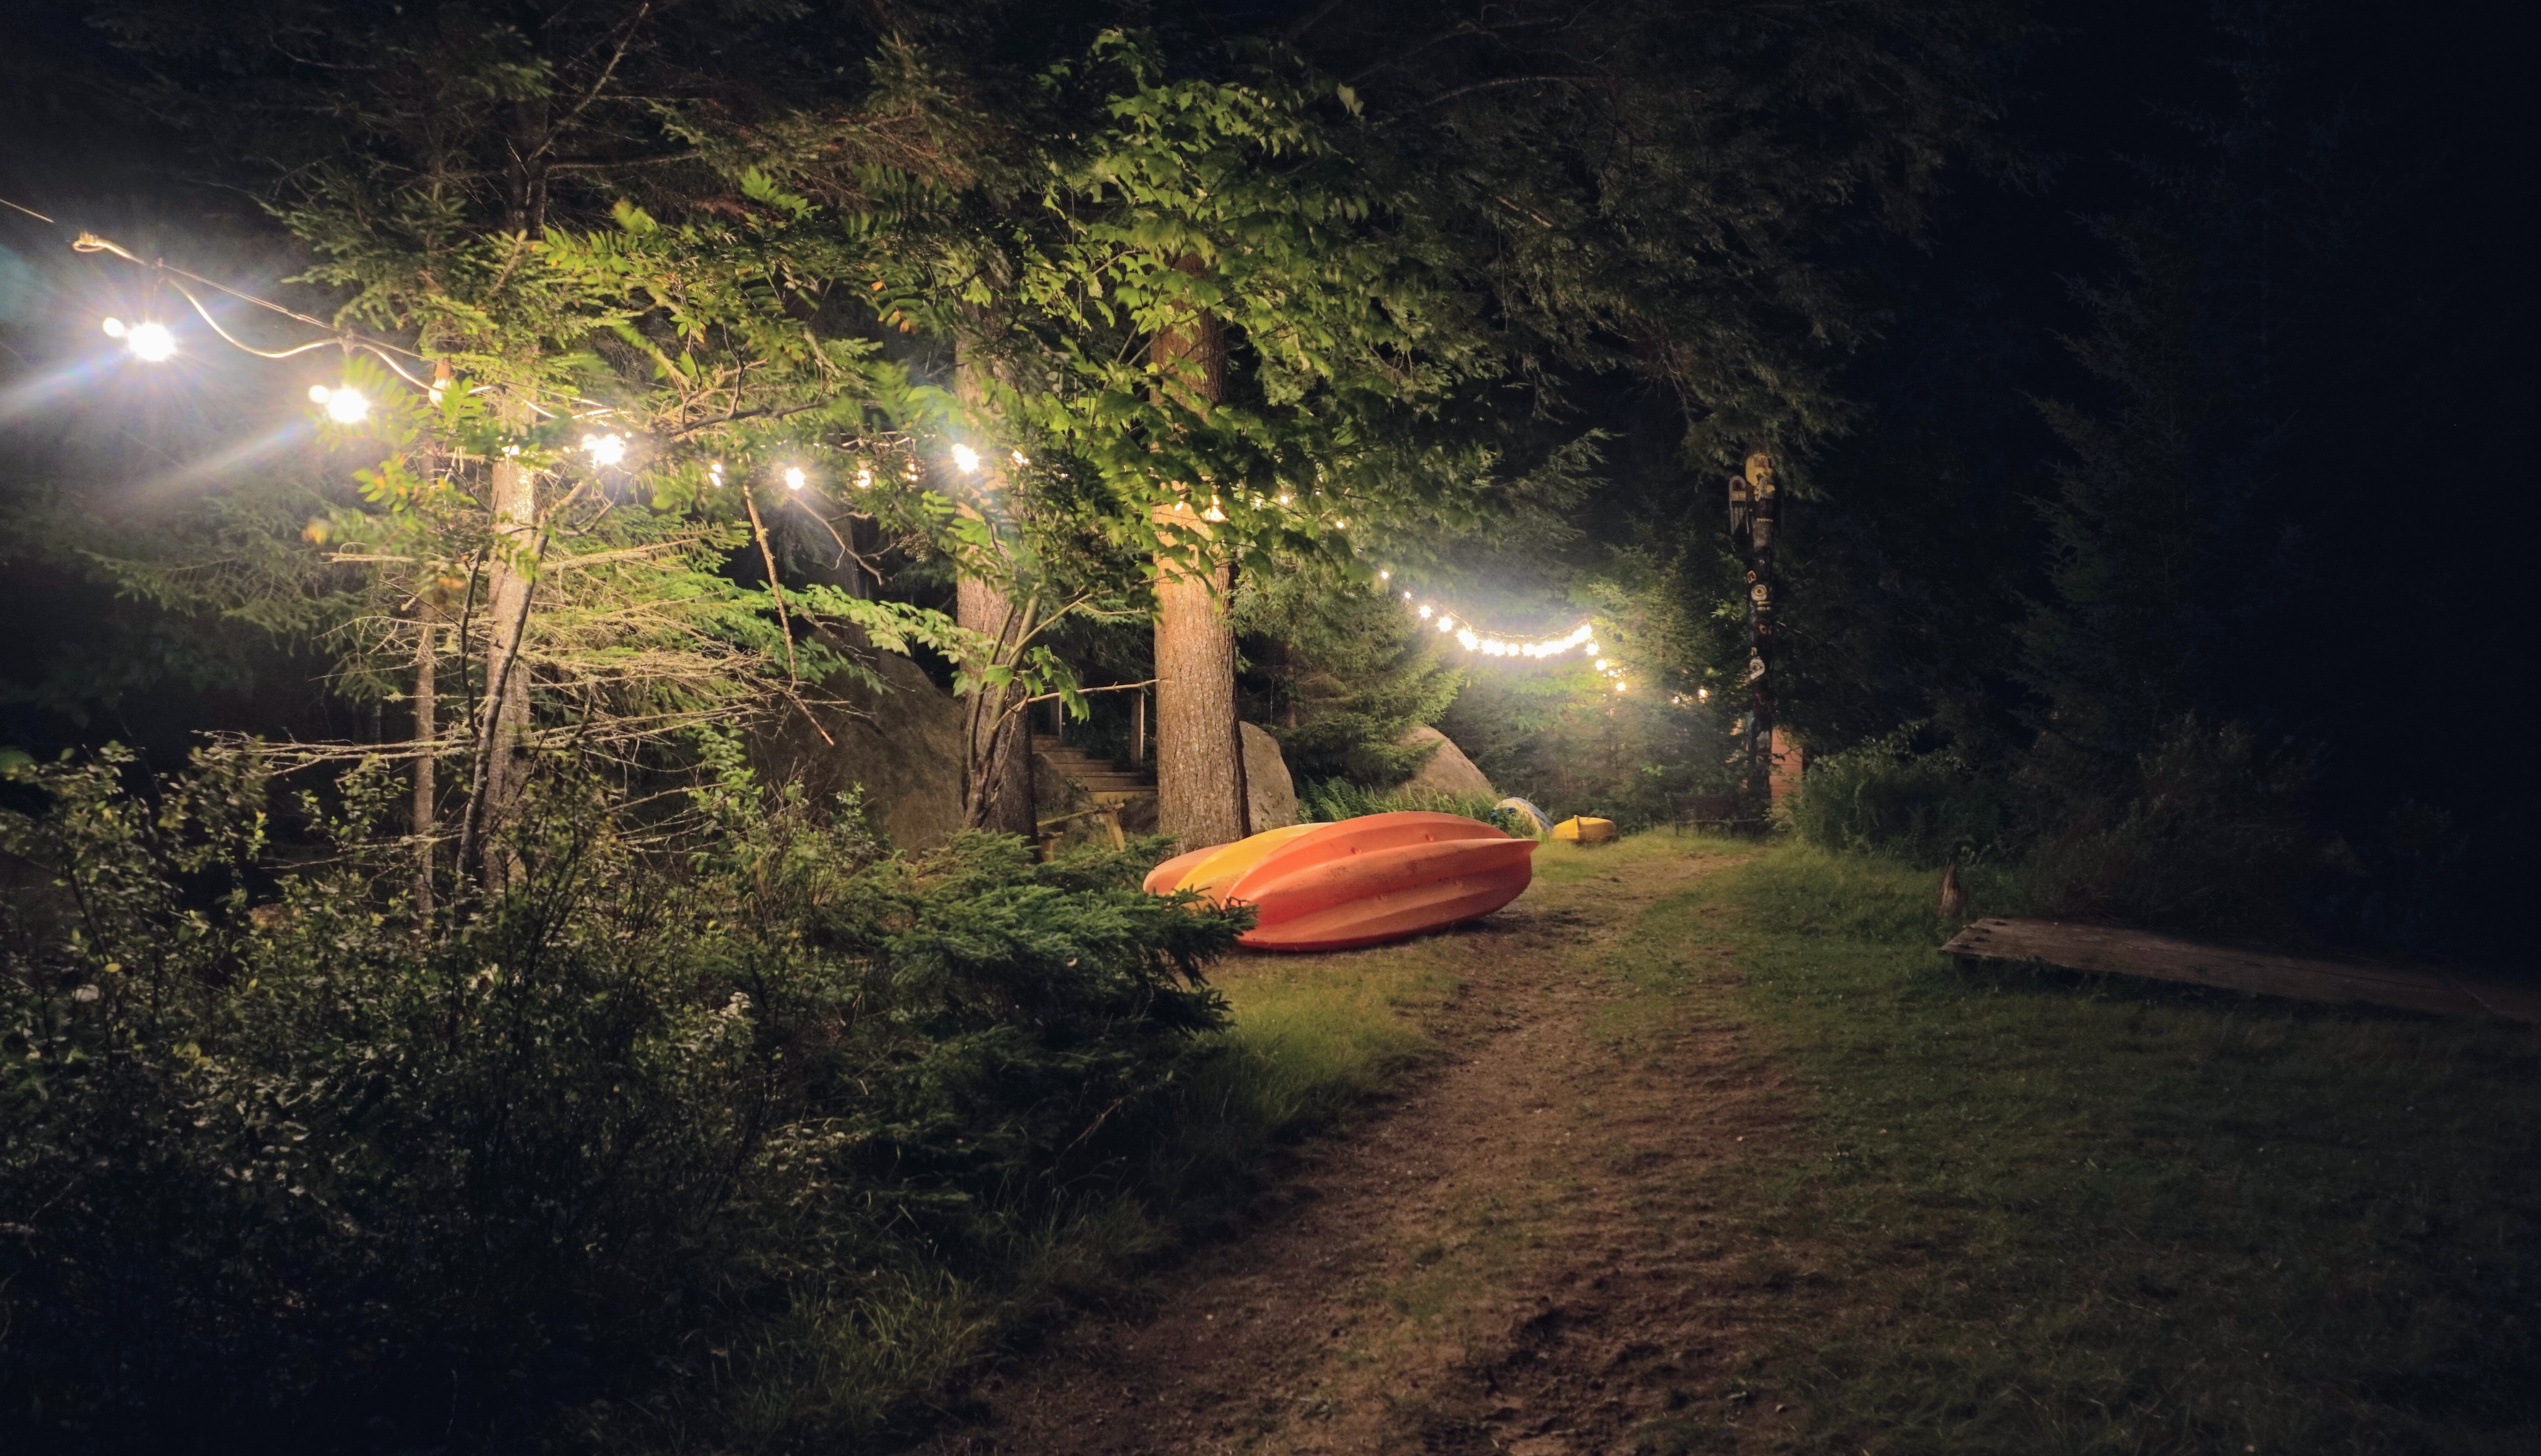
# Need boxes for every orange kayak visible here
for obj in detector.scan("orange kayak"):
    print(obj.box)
[1143,811,1535,951]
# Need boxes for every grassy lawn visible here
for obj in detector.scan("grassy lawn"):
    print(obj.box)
[1657,842,2541,1455]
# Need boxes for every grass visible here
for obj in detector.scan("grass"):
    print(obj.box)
[1647,841,2541,1455]
[701,909,1466,1448]
[1197,944,1457,1132]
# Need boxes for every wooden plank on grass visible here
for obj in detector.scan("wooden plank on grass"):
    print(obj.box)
[1941,917,2541,1025]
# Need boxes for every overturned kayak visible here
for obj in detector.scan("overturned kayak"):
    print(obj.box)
[1144,811,1535,952]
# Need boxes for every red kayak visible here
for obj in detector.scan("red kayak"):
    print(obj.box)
[1144,811,1535,951]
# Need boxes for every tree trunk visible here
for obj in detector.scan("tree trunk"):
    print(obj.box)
[1740,449,1779,800]
[1153,507,1248,848]
[1150,269,1248,850]
[412,617,436,917]
[955,353,1036,836]
[467,415,537,891]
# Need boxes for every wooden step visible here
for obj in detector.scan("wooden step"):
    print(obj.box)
[1030,742,1154,798]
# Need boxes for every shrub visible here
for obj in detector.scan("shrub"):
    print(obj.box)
[1295,777,1499,826]
[2018,716,2320,936]
[1784,729,2016,866]
[0,744,1244,1451]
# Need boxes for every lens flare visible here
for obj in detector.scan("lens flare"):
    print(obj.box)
[308,385,370,423]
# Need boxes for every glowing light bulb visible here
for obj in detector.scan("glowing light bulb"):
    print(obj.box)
[1697,688,1709,701]
[581,432,626,467]
[308,385,369,423]
[108,317,176,361]
[1378,570,1390,581]
[951,443,981,474]
[1403,590,1414,601]
[784,466,807,490]
[1614,681,1628,694]
[1594,658,1608,670]
[1010,449,1029,467]
[1437,617,1454,633]
[854,466,873,489]
[1583,641,1599,656]
[709,462,725,487]
[1416,605,1433,619]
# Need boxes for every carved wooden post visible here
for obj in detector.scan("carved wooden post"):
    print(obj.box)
[1740,449,1779,802]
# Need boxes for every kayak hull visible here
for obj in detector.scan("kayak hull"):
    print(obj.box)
[1144,811,1534,951]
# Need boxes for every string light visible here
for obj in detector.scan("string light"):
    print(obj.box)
[854,465,873,489]
[784,466,807,490]
[103,317,176,362]
[951,443,981,474]
[307,384,369,424]
[1010,449,1029,467]
[708,461,725,487]
[581,432,626,467]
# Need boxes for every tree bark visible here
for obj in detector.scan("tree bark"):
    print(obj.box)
[1740,449,1779,801]
[466,413,537,892]
[1152,507,1248,849]
[412,616,436,917]
[1150,269,1248,850]
[955,354,1037,836]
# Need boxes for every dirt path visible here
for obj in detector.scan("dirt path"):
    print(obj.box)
[919,844,1804,1456]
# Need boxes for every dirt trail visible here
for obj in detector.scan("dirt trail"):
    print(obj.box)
[920,846,1804,1456]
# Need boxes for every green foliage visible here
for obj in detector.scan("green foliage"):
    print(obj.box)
[2016,715,2321,938]
[1293,776,1496,826]
[0,744,1243,1449]
[1235,568,1461,785]
[1784,727,2016,867]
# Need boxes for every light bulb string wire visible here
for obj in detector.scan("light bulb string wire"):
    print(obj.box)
[71,230,427,363]
[55,219,605,420]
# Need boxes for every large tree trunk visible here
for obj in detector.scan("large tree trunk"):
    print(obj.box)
[1149,275,1248,849]
[955,354,1036,836]
[412,616,436,917]
[466,427,537,892]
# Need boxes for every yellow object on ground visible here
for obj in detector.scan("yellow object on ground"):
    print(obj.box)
[1174,822,1325,902]
[1552,815,1617,844]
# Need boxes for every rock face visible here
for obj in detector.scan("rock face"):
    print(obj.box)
[1241,722,1299,831]
[1395,724,1495,802]
[752,651,967,851]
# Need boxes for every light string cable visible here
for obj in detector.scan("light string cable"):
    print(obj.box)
[69,228,433,389]
[38,205,613,424]
[1375,570,1605,666]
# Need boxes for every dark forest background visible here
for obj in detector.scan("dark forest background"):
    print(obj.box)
[4,2,2540,1449]
[1,0,2533,939]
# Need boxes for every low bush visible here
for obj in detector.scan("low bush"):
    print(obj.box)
[1295,776,1499,826]
[2018,715,2322,936]
[0,744,1246,1451]
[1783,728,2016,866]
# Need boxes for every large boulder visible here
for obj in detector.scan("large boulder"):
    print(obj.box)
[1242,722,1299,831]
[752,651,967,850]
[1395,724,1495,801]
